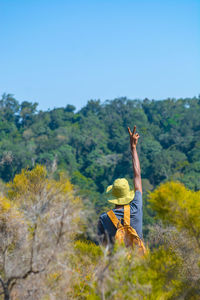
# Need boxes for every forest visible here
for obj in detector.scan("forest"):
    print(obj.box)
[0,93,200,299]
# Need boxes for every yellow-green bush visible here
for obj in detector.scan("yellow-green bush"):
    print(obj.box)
[148,181,200,246]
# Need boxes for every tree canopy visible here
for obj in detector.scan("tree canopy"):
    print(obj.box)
[0,93,199,227]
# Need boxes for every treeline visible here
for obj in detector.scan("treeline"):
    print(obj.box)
[0,93,200,213]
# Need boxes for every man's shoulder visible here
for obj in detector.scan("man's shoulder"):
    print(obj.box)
[130,190,143,202]
[99,212,108,221]
[135,190,142,197]
[134,190,142,197]
[130,190,143,207]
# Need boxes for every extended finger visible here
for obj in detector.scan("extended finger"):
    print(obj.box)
[132,125,136,136]
[128,127,132,136]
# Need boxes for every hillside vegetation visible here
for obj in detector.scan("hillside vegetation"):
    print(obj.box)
[0,94,200,299]
[0,94,200,231]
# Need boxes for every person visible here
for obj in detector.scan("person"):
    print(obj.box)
[97,125,143,246]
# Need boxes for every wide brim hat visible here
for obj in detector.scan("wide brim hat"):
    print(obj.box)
[106,178,135,205]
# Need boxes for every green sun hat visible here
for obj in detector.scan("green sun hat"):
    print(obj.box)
[106,178,135,205]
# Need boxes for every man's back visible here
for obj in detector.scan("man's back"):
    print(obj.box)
[97,125,143,246]
[98,190,143,245]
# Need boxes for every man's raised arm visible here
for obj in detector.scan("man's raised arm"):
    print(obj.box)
[128,125,142,195]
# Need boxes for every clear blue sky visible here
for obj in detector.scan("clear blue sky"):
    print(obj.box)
[0,0,199,111]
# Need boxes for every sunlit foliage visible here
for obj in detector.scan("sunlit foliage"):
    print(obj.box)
[149,181,200,247]
[0,165,84,299]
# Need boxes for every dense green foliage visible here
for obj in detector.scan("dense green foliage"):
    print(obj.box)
[0,93,200,232]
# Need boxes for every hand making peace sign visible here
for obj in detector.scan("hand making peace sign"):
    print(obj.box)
[128,125,140,150]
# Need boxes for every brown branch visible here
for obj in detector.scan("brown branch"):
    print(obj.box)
[0,277,9,300]
[190,223,200,250]
[45,203,66,267]
[7,267,44,291]
[7,202,68,293]
[7,220,39,292]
